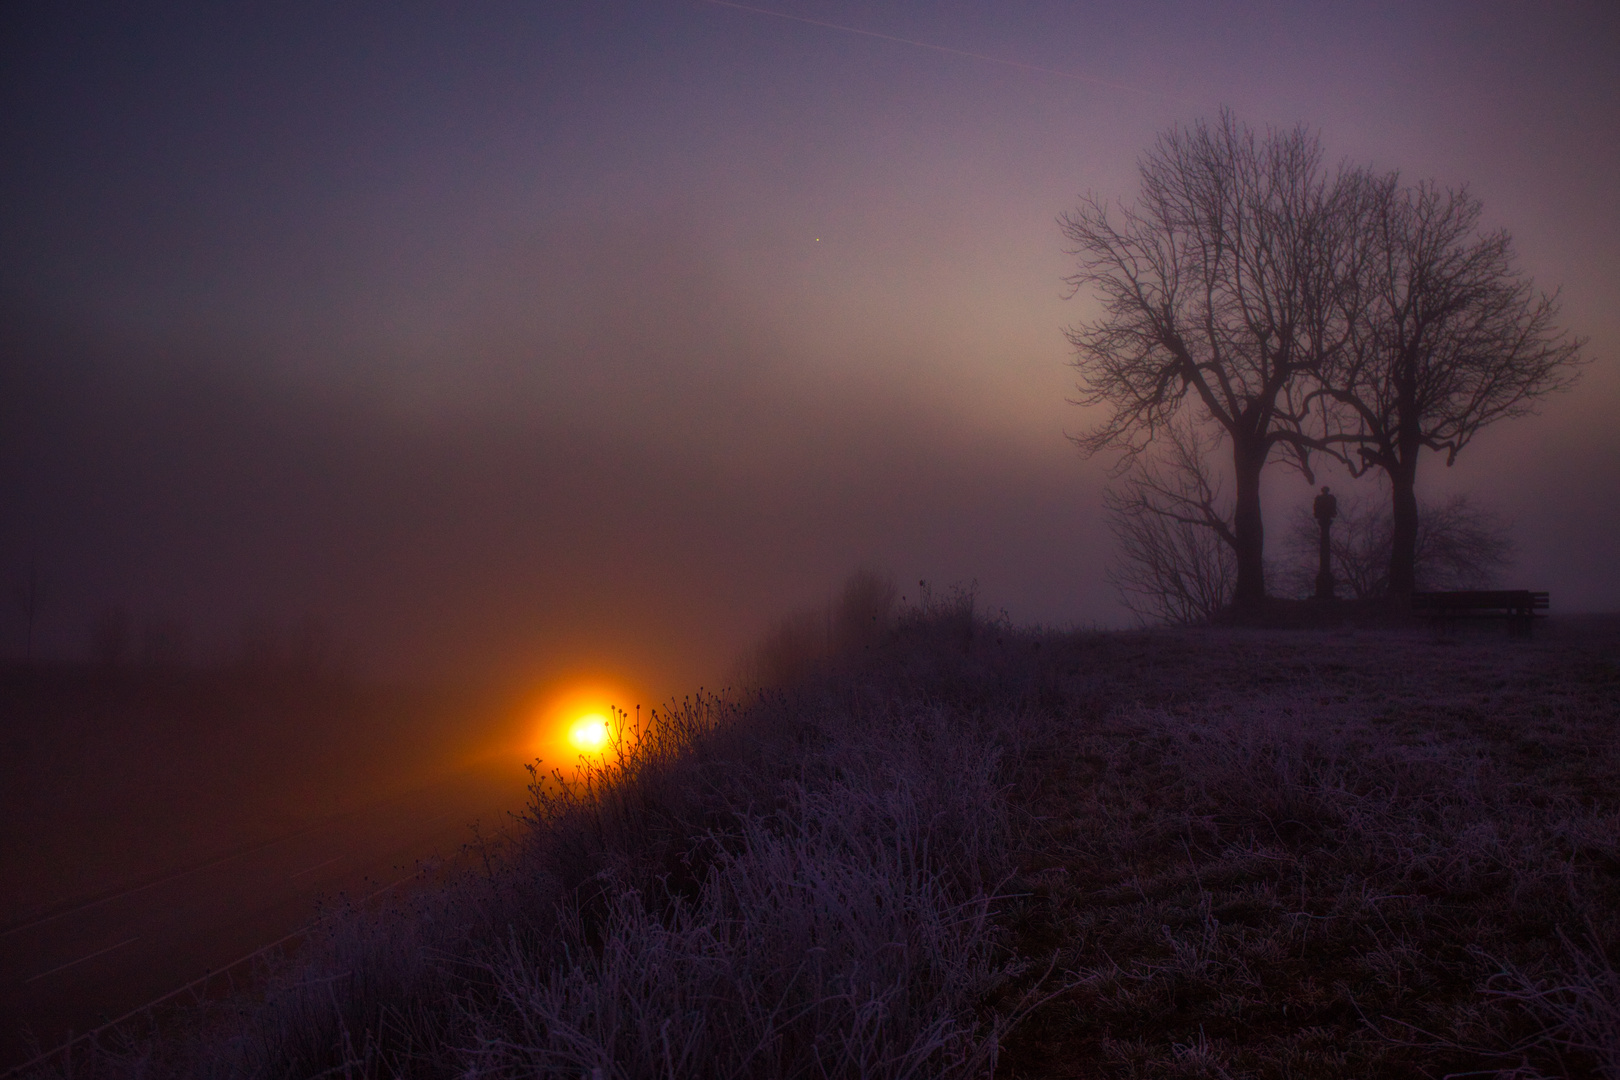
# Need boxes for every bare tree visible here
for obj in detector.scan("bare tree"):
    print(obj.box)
[1413,494,1515,590]
[90,604,131,669]
[1062,110,1366,610]
[1317,180,1584,599]
[738,569,899,688]
[831,568,898,656]
[1104,419,1236,624]
[1282,489,1513,599]
[140,616,191,669]
[13,562,45,662]
[741,609,828,690]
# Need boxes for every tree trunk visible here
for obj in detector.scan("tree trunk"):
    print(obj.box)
[1387,461,1420,603]
[1231,439,1267,610]
[1386,379,1422,606]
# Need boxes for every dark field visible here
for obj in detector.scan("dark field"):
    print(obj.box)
[10,612,1620,1078]
[0,664,512,928]
[997,616,1620,1078]
[0,665,527,1070]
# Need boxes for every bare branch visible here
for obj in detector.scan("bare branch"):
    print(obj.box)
[1103,419,1236,624]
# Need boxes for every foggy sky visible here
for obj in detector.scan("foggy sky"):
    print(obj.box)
[3,1,1617,696]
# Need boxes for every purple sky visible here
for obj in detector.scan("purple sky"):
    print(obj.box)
[3,1,1616,695]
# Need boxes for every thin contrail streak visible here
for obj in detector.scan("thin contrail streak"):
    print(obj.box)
[699,0,1191,103]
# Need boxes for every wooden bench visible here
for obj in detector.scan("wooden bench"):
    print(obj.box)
[1410,590,1549,638]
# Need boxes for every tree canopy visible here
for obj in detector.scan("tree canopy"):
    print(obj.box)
[1317,180,1585,597]
[1063,110,1364,608]
[1066,112,1584,616]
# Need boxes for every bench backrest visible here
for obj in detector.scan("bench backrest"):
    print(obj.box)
[1410,590,1549,612]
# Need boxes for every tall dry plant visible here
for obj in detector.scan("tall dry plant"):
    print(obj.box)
[1103,419,1236,624]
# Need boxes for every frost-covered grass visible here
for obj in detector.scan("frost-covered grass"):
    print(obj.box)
[26,612,1620,1079]
[996,622,1620,1079]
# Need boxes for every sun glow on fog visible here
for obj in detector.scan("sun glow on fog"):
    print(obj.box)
[569,713,611,752]
[523,679,643,768]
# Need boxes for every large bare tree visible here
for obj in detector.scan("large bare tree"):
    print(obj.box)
[1062,111,1364,610]
[1317,180,1584,600]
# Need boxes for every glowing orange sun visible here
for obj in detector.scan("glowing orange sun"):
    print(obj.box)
[568,713,611,752]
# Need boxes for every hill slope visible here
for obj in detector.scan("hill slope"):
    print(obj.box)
[24,615,1620,1079]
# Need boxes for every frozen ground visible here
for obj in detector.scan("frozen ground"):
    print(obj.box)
[14,613,1619,1079]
